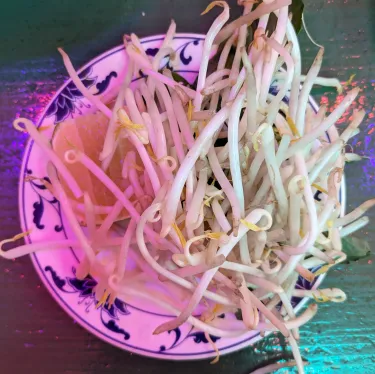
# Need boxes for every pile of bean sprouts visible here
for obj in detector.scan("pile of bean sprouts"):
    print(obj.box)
[2,1,374,372]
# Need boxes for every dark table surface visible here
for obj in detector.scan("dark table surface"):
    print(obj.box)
[1,0,375,373]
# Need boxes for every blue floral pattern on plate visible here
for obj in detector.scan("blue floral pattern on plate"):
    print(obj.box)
[46,67,97,123]
[45,265,131,340]
[145,38,201,69]
[45,67,118,123]
[26,168,63,232]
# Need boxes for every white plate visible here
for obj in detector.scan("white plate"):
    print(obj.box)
[19,33,344,360]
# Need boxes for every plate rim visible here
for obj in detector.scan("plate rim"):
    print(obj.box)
[18,32,344,360]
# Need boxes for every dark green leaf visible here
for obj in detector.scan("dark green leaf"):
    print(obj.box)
[265,13,278,37]
[245,25,254,51]
[290,0,305,34]
[225,47,236,70]
[170,71,192,88]
[342,236,371,262]
[235,309,243,321]
[272,125,282,144]
[192,76,198,91]
[249,0,304,37]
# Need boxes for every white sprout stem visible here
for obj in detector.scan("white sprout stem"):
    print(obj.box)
[285,18,301,121]
[209,33,237,112]
[279,291,298,339]
[214,0,292,45]
[245,149,265,192]
[228,94,250,263]
[123,88,161,193]
[285,88,360,158]
[154,209,273,335]
[206,69,231,87]
[276,134,291,163]
[134,88,147,113]
[130,33,148,58]
[340,109,366,142]
[228,2,252,86]
[127,44,196,97]
[152,20,176,71]
[186,168,208,232]
[208,147,242,234]
[161,257,225,280]
[254,231,267,261]
[293,288,347,302]
[211,199,232,233]
[155,81,186,163]
[276,152,318,284]
[335,199,375,227]
[308,246,334,264]
[83,192,96,240]
[0,239,82,259]
[288,175,305,246]
[100,59,134,166]
[261,124,289,223]
[242,50,257,137]
[161,102,235,237]
[302,250,347,269]
[139,82,170,175]
[136,203,236,306]
[47,163,96,263]
[71,200,121,215]
[141,111,158,155]
[194,2,230,113]
[244,273,283,294]
[274,111,293,136]
[100,197,137,235]
[67,150,140,218]
[274,72,343,93]
[115,219,137,281]
[318,199,336,232]
[308,139,343,183]
[170,88,195,148]
[259,5,289,107]
[295,48,324,135]
[253,49,265,104]
[64,148,177,253]
[288,334,305,374]
[216,111,247,163]
[263,37,294,125]
[201,78,231,96]
[221,261,266,278]
[340,216,369,237]
[191,110,215,121]
[14,118,82,199]
[261,257,283,275]
[239,277,259,330]
[246,287,289,337]
[118,286,247,338]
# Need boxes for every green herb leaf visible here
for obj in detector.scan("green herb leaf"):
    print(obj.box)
[342,236,371,262]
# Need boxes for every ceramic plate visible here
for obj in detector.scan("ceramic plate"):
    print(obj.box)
[19,33,345,360]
